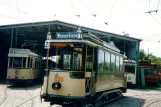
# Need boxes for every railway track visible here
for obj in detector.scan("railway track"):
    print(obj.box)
[0,86,7,106]
[16,87,36,107]
[0,85,39,107]
[146,99,161,107]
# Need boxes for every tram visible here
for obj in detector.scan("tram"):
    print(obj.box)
[6,48,42,84]
[124,59,137,88]
[41,32,127,106]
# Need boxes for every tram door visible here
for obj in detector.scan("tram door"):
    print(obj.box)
[85,46,96,94]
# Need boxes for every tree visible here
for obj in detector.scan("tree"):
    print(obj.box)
[139,49,161,62]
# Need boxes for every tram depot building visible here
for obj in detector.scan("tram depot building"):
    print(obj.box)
[0,20,141,85]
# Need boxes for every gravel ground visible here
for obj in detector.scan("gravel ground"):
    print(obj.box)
[0,83,161,107]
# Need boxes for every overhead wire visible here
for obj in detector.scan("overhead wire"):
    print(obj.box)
[0,14,31,24]
[16,0,20,15]
[71,0,79,17]
[149,0,151,11]
[80,0,92,14]
[157,0,160,10]
[150,14,161,25]
[105,0,116,25]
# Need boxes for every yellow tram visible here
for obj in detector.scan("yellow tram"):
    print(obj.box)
[7,48,42,85]
[41,32,127,106]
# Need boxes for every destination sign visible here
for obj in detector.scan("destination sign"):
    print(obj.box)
[56,32,81,39]
[9,49,27,54]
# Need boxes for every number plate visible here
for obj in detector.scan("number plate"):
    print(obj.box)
[44,41,50,49]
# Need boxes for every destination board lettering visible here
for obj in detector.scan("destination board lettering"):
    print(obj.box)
[9,49,27,54]
[56,32,80,39]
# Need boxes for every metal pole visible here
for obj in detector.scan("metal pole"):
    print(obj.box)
[10,29,14,48]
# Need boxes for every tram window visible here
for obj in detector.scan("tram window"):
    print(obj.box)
[13,57,22,67]
[98,49,104,72]
[72,52,80,70]
[23,58,26,68]
[116,56,120,72]
[104,52,110,71]
[87,56,92,71]
[110,54,115,72]
[9,57,13,67]
[30,58,33,68]
[35,60,37,68]
[37,61,39,68]
[120,57,123,72]
[86,48,93,71]
[125,65,135,73]
[28,58,30,68]
[72,48,82,70]
[63,54,71,69]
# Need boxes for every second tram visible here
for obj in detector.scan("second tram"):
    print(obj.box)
[7,48,42,84]
[124,59,137,88]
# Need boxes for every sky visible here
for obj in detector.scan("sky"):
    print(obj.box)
[1,0,161,57]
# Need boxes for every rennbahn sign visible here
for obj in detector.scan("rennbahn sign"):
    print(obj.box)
[56,32,81,39]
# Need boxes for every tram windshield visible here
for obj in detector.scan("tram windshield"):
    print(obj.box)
[47,45,85,71]
[125,64,136,74]
[8,57,27,68]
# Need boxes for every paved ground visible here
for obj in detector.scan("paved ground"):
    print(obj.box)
[0,82,161,107]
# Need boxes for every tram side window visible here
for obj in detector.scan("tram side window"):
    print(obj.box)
[110,54,116,72]
[28,58,33,68]
[13,57,22,67]
[9,57,13,67]
[30,58,33,68]
[120,57,123,72]
[35,60,37,68]
[86,48,93,71]
[116,56,120,72]
[28,58,30,68]
[23,58,26,68]
[98,49,104,72]
[104,52,110,72]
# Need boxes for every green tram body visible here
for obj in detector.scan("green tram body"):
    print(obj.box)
[41,33,127,106]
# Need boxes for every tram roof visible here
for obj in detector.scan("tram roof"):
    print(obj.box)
[0,20,141,42]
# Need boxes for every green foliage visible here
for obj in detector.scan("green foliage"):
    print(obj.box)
[139,49,161,62]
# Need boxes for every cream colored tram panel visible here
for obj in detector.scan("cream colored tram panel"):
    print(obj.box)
[7,68,32,79]
[45,71,85,97]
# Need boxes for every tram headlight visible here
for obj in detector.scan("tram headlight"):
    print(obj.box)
[47,32,52,40]
[52,82,61,90]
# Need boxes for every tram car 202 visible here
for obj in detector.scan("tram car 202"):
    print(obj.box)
[41,32,127,107]
[6,48,42,85]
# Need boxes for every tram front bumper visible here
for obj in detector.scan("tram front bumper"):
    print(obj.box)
[41,94,85,102]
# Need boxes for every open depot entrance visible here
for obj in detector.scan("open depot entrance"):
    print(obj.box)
[0,20,141,80]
